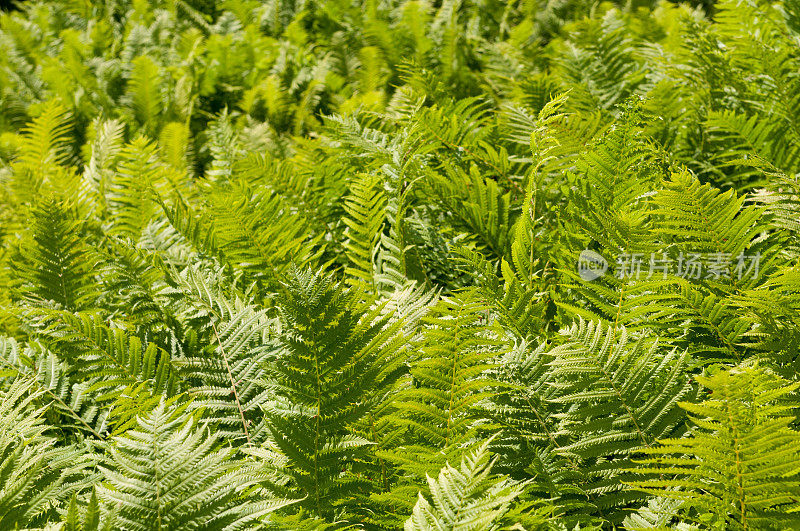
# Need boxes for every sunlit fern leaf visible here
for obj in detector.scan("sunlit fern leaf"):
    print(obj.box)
[61,490,116,531]
[706,110,800,190]
[750,175,800,254]
[0,337,108,438]
[375,174,432,291]
[97,400,297,530]
[155,193,222,263]
[321,113,394,166]
[404,438,525,531]
[126,55,163,136]
[499,91,576,181]
[546,319,696,524]
[484,341,607,526]
[205,110,241,182]
[158,121,193,175]
[15,99,73,175]
[0,379,99,529]
[262,74,290,130]
[407,98,495,169]
[623,497,696,530]
[730,268,800,365]
[391,291,503,452]
[456,177,553,341]
[292,79,325,136]
[456,246,548,342]
[21,309,176,434]
[374,292,504,525]
[630,365,800,530]
[82,118,126,203]
[174,0,214,33]
[108,137,170,239]
[169,267,277,443]
[377,282,439,339]
[652,171,768,260]
[427,163,516,261]
[343,172,387,288]
[208,183,323,286]
[483,341,561,474]
[563,105,663,254]
[94,237,180,344]
[556,17,646,111]
[5,100,74,206]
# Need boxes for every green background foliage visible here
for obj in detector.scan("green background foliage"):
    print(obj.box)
[1,0,800,528]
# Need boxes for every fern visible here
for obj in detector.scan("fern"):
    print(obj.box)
[391,291,502,453]
[82,118,126,206]
[11,196,98,311]
[1,0,800,528]
[545,320,696,522]
[14,99,74,180]
[343,172,386,288]
[108,137,170,239]
[0,379,98,529]
[169,266,276,443]
[404,439,527,531]
[261,268,406,518]
[206,182,323,286]
[630,365,800,529]
[61,491,116,531]
[21,309,176,435]
[98,399,297,530]
[0,335,108,437]
[126,55,163,136]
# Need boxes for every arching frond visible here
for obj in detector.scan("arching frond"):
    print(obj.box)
[98,400,297,530]
[404,439,527,531]
[630,366,800,530]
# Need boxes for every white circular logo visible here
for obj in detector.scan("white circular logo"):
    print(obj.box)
[577,250,608,281]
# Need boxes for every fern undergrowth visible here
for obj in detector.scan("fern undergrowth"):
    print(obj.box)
[1,0,800,529]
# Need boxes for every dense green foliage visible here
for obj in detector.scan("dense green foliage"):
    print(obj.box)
[1,0,800,528]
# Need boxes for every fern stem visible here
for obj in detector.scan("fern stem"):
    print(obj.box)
[725,388,748,529]
[443,300,466,448]
[210,320,252,445]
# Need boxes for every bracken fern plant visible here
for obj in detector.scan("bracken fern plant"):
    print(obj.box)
[1,0,800,529]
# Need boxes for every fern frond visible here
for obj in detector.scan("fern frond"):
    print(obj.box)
[82,118,126,202]
[126,55,163,135]
[15,99,73,175]
[108,137,169,239]
[404,438,525,531]
[208,183,323,286]
[170,267,276,443]
[11,196,98,311]
[61,490,116,531]
[652,171,768,260]
[262,268,406,518]
[0,336,107,437]
[21,309,176,434]
[0,379,98,529]
[630,365,800,530]
[546,319,696,522]
[343,172,386,288]
[391,291,502,452]
[98,400,297,530]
